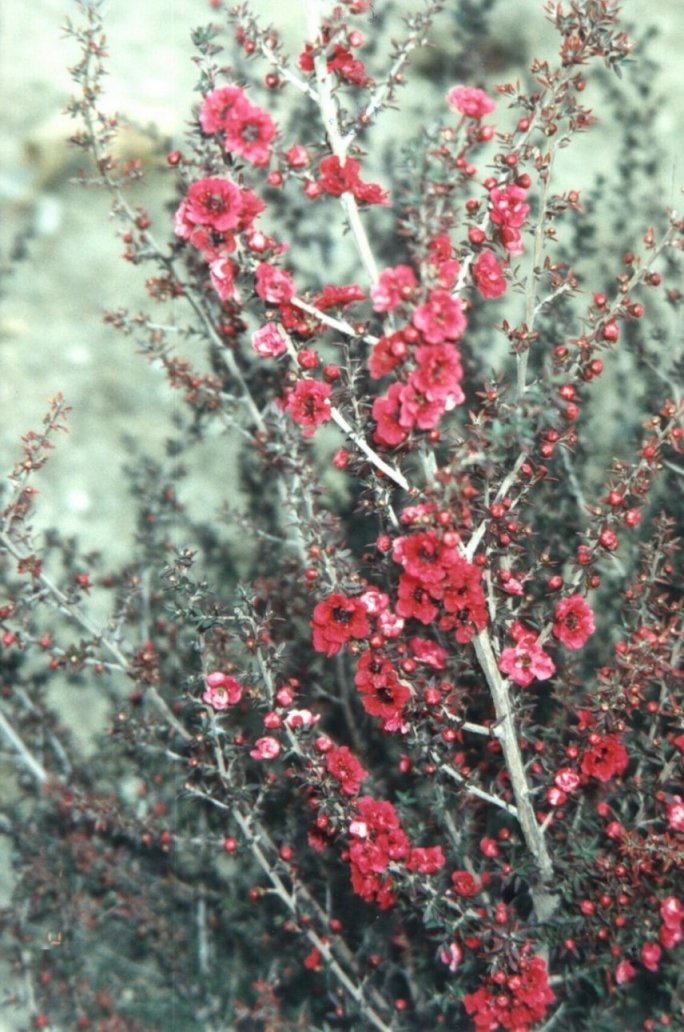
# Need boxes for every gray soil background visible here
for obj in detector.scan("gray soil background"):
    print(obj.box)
[0,0,682,1023]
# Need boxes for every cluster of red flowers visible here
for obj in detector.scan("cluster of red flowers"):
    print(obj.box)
[313,155,389,206]
[463,954,555,1032]
[299,40,370,87]
[392,528,488,643]
[346,796,445,909]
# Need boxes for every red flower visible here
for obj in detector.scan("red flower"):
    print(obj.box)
[317,155,388,205]
[552,594,595,649]
[284,380,332,435]
[580,733,629,782]
[311,593,371,657]
[406,846,446,874]
[372,383,409,447]
[473,250,507,299]
[396,573,439,624]
[325,745,368,796]
[451,870,480,897]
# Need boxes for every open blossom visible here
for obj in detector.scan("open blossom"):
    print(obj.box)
[182,177,244,232]
[499,623,555,687]
[202,671,243,710]
[325,745,368,796]
[446,84,496,119]
[554,767,580,793]
[371,265,418,312]
[255,262,295,304]
[199,84,277,166]
[311,593,371,657]
[199,85,247,134]
[489,184,530,228]
[580,733,629,782]
[251,322,287,358]
[553,594,596,649]
[250,736,281,760]
[412,289,467,344]
[473,250,507,299]
[372,382,409,448]
[409,343,465,406]
[223,101,277,166]
[284,379,332,435]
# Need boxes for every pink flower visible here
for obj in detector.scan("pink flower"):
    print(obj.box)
[285,708,320,730]
[405,846,446,874]
[202,671,244,710]
[371,265,418,312]
[222,99,277,166]
[489,184,530,228]
[614,959,637,985]
[250,736,281,760]
[412,289,467,344]
[199,85,247,134]
[439,942,463,972]
[284,379,332,435]
[666,797,684,832]
[410,343,465,406]
[409,637,447,669]
[641,942,662,972]
[446,84,496,119]
[473,250,507,299]
[554,768,580,793]
[183,177,244,232]
[251,322,288,357]
[255,262,295,304]
[553,595,595,649]
[499,628,555,687]
[209,256,239,302]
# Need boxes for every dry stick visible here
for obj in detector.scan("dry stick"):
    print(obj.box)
[0,710,49,785]
[517,140,555,401]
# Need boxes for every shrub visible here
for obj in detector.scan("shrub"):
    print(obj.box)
[0,1,682,1029]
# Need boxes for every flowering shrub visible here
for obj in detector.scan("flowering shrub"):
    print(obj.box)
[0,0,682,1029]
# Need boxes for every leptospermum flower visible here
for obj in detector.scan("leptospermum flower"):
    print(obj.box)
[250,736,281,760]
[202,671,244,710]
[251,322,288,358]
[498,622,555,687]
[552,594,596,649]
[446,84,496,119]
